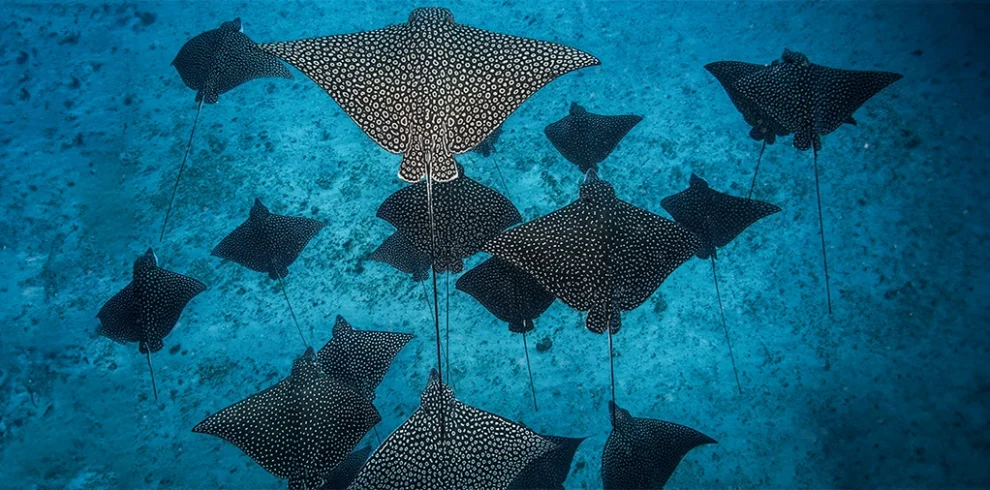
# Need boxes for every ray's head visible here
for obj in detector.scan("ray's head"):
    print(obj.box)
[409,7,455,26]
[133,248,158,276]
[579,169,616,204]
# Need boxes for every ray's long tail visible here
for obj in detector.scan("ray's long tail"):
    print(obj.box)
[607,328,616,425]
[747,140,767,200]
[145,349,159,402]
[160,98,205,242]
[523,332,538,411]
[275,269,308,348]
[812,148,833,315]
[711,257,742,394]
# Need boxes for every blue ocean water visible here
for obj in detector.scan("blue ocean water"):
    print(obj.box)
[1,0,988,488]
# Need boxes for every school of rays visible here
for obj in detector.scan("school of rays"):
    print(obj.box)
[95,7,902,489]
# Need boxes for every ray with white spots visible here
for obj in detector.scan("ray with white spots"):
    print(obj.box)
[259,7,599,183]
[161,18,292,241]
[316,315,414,401]
[349,369,554,489]
[97,248,206,401]
[544,102,643,173]
[192,348,380,490]
[508,434,586,490]
[602,401,716,490]
[661,174,781,393]
[212,198,326,347]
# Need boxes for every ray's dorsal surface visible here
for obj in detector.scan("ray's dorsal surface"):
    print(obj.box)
[259,7,599,183]
[483,169,700,334]
[316,315,414,401]
[377,165,522,273]
[368,231,433,282]
[349,369,554,489]
[508,435,586,490]
[602,401,716,490]
[96,248,206,400]
[192,347,380,490]
[544,102,643,173]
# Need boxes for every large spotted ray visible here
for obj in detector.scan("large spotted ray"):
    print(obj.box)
[192,347,380,490]
[377,165,522,274]
[349,369,555,489]
[661,174,781,393]
[544,102,643,173]
[96,248,205,401]
[258,7,599,184]
[316,315,414,401]
[508,435,586,490]
[212,198,326,347]
[732,48,902,314]
[601,401,716,490]
[483,169,699,335]
[368,231,432,282]
[161,18,292,241]
[456,257,555,409]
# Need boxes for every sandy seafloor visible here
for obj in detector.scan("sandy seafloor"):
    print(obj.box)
[1,0,988,488]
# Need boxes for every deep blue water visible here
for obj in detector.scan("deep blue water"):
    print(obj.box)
[1,1,988,488]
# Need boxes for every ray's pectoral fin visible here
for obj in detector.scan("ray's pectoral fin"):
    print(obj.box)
[586,305,621,334]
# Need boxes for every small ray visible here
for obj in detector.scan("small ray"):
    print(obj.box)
[729,49,901,313]
[544,102,643,173]
[377,165,522,273]
[733,49,902,153]
[259,7,599,183]
[661,174,781,261]
[349,369,555,489]
[97,248,205,400]
[192,347,380,490]
[456,256,555,409]
[508,435,586,490]
[662,174,781,394]
[161,18,293,241]
[316,315,414,401]
[368,231,432,282]
[212,198,325,346]
[483,169,700,335]
[318,444,371,490]
[601,401,716,490]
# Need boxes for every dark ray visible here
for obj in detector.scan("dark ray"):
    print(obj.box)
[97,248,205,401]
[161,19,292,241]
[377,166,522,274]
[318,445,371,490]
[661,174,781,393]
[508,435,586,490]
[602,401,716,490]
[729,49,901,313]
[456,257,555,409]
[349,369,554,489]
[192,347,380,490]
[483,169,700,335]
[259,7,598,183]
[544,102,643,173]
[316,315,414,401]
[368,231,432,282]
[211,198,326,346]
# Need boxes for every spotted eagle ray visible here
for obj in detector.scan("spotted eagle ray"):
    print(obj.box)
[97,248,205,401]
[456,256,555,410]
[162,18,292,241]
[483,169,699,335]
[192,347,380,490]
[508,434,586,490]
[258,7,598,184]
[727,48,902,314]
[349,369,555,489]
[544,102,643,173]
[484,169,699,417]
[211,198,326,347]
[602,401,716,489]
[316,315,414,401]
[368,231,432,282]
[661,174,781,394]
[318,444,370,490]
[260,7,596,388]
